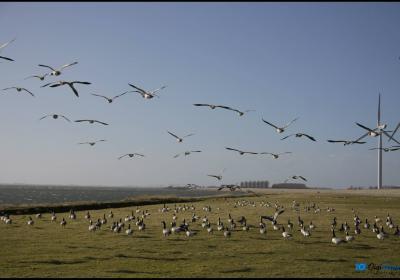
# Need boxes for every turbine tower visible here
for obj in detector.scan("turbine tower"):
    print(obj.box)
[377,93,382,190]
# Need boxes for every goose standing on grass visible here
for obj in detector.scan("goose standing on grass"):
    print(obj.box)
[223,227,231,238]
[78,139,107,146]
[128,83,166,99]
[300,225,310,237]
[27,216,34,226]
[125,224,133,235]
[60,218,67,227]
[0,38,16,62]
[377,226,387,240]
[91,91,132,103]
[173,150,202,158]
[39,114,71,122]
[394,226,400,236]
[101,214,107,225]
[38,61,78,76]
[2,87,35,97]
[260,152,292,159]
[345,231,354,242]
[161,221,170,237]
[331,229,345,244]
[51,212,57,222]
[118,153,145,160]
[262,117,299,134]
[185,227,195,237]
[42,80,91,97]
[167,131,195,143]
[259,217,267,234]
[287,219,293,231]
[281,133,316,142]
[364,219,370,229]
[88,220,97,232]
[24,73,48,81]
[225,147,258,155]
[217,218,224,231]
[281,226,292,239]
[206,222,213,234]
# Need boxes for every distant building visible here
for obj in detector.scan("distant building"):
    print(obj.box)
[271,183,307,189]
[240,180,269,188]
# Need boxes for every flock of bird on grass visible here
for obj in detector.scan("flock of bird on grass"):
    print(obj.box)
[2,38,400,190]
[1,198,400,245]
[1,37,400,245]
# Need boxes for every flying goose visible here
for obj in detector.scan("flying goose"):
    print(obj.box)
[225,147,258,155]
[193,104,224,110]
[284,175,307,183]
[167,131,195,143]
[207,168,226,181]
[42,80,91,97]
[78,139,107,146]
[262,117,299,134]
[24,74,48,81]
[354,123,400,145]
[218,105,255,116]
[0,38,16,62]
[261,209,285,224]
[218,184,241,191]
[173,150,202,158]
[259,152,292,159]
[2,87,35,97]
[327,139,366,145]
[369,147,400,152]
[74,119,108,126]
[38,61,78,76]
[281,133,316,142]
[39,114,71,122]
[118,153,145,160]
[91,91,132,103]
[128,83,166,99]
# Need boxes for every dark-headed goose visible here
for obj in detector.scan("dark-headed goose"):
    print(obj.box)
[262,117,299,134]
[38,61,78,76]
[167,131,195,143]
[2,87,34,97]
[128,83,166,99]
[42,80,91,97]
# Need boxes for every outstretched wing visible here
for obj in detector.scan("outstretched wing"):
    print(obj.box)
[39,115,50,121]
[299,176,307,182]
[283,117,299,129]
[167,131,180,139]
[193,103,212,107]
[60,61,78,70]
[273,209,285,221]
[0,38,16,50]
[134,153,145,157]
[71,81,91,85]
[94,120,109,126]
[353,132,369,143]
[91,93,109,100]
[38,64,56,71]
[68,83,79,97]
[151,85,167,94]
[21,88,35,97]
[128,83,146,93]
[41,82,55,88]
[280,134,294,141]
[302,133,316,141]
[225,147,241,152]
[262,118,279,129]
[118,154,128,160]
[113,91,132,99]
[388,122,400,143]
[183,133,195,138]
[356,122,376,133]
[173,153,181,158]
[0,56,14,61]
[279,152,292,155]
[327,140,345,143]
[261,215,274,222]
[60,115,71,122]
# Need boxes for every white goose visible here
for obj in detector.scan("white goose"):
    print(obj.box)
[331,230,345,245]
[167,131,195,143]
[125,224,133,235]
[38,61,78,76]
[161,221,170,237]
[128,83,166,99]
[262,117,299,134]
[281,226,292,239]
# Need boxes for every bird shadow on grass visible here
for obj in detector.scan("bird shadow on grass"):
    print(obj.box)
[107,269,159,275]
[296,258,347,263]
[20,259,88,265]
[219,267,253,273]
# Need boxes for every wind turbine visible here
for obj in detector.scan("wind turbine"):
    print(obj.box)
[378,93,382,190]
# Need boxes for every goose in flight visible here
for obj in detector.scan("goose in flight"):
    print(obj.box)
[38,61,78,76]
[193,104,224,110]
[207,169,226,181]
[284,175,307,183]
[24,74,48,81]
[262,117,299,134]
[118,153,145,160]
[173,150,202,158]
[327,139,366,145]
[218,106,255,116]
[42,80,91,97]
[91,91,133,103]
[261,209,285,223]
[128,83,166,99]
[388,122,400,143]
[167,131,195,143]
[281,133,316,142]
[2,87,34,97]
[75,119,108,126]
[78,140,107,146]
[260,152,292,159]
[369,147,400,152]
[218,184,242,191]
[0,38,16,62]
[39,114,71,122]
[354,122,400,144]
[225,147,258,155]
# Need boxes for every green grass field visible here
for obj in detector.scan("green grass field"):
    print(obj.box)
[1,189,399,278]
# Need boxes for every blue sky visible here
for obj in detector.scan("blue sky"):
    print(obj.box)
[0,2,399,188]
